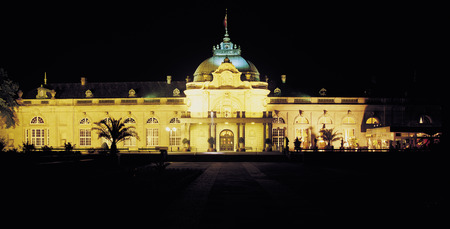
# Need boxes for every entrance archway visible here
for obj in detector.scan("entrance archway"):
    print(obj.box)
[220,129,234,151]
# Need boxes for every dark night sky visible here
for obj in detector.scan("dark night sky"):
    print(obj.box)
[0,1,447,97]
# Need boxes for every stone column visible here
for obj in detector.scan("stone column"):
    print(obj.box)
[208,123,212,139]
[187,123,191,140]
[263,123,267,147]
[268,122,273,140]
[213,123,217,151]
[237,123,240,139]
[242,123,245,142]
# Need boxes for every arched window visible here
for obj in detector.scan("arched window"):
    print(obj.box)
[295,116,309,124]
[318,116,332,125]
[102,117,112,124]
[28,116,47,147]
[30,116,44,124]
[79,117,92,146]
[80,118,90,125]
[343,116,356,125]
[170,117,180,123]
[366,117,380,125]
[273,117,285,124]
[419,115,432,124]
[272,127,285,151]
[147,117,159,124]
[123,117,137,147]
[124,117,136,124]
[146,117,159,146]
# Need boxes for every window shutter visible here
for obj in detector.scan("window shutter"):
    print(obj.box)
[25,129,29,144]
[46,129,50,146]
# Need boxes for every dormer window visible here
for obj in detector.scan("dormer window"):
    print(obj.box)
[128,89,136,97]
[173,88,180,97]
[85,89,93,98]
[36,86,48,99]
[274,88,281,96]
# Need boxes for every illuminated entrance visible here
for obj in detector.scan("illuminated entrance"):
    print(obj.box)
[220,129,234,151]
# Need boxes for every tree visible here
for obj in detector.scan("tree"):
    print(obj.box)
[0,68,19,128]
[207,137,215,152]
[320,128,342,148]
[92,117,139,155]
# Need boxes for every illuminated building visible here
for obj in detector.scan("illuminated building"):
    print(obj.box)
[0,16,442,152]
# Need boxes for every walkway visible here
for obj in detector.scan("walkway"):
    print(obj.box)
[158,161,446,228]
[161,162,358,228]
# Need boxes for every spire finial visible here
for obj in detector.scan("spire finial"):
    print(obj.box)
[223,8,230,42]
[44,72,47,85]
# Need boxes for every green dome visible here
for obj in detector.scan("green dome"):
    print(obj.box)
[193,56,260,82]
[193,31,260,82]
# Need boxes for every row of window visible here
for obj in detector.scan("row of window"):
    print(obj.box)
[276,115,433,125]
[30,116,181,125]
[30,115,432,126]
[26,127,179,147]
[272,127,357,150]
[275,116,359,125]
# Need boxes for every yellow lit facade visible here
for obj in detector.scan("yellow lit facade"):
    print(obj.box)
[0,24,442,152]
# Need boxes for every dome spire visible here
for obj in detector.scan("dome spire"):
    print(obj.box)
[223,8,230,42]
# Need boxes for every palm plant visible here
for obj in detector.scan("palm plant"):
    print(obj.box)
[92,117,139,155]
[320,128,342,148]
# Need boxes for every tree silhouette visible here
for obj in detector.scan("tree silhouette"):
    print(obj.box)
[0,68,19,128]
[320,128,342,148]
[92,117,139,155]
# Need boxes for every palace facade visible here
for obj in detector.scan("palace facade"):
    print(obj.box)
[1,26,442,152]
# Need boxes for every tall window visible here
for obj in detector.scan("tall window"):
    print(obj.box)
[79,118,91,146]
[80,129,91,146]
[147,128,159,146]
[124,117,137,146]
[147,117,159,146]
[342,116,356,147]
[28,116,47,147]
[29,129,46,147]
[295,128,309,148]
[272,128,285,151]
[343,129,355,140]
[169,129,181,146]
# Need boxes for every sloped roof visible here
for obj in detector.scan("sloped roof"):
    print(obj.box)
[23,81,186,99]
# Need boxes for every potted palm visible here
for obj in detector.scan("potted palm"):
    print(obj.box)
[238,137,245,152]
[207,137,215,152]
[294,137,302,152]
[265,138,272,152]
[92,117,139,165]
[319,128,342,150]
[182,138,190,152]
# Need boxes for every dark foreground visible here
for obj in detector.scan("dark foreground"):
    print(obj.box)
[3,152,448,228]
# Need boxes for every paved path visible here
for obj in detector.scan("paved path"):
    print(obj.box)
[159,161,447,228]
[162,162,346,228]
